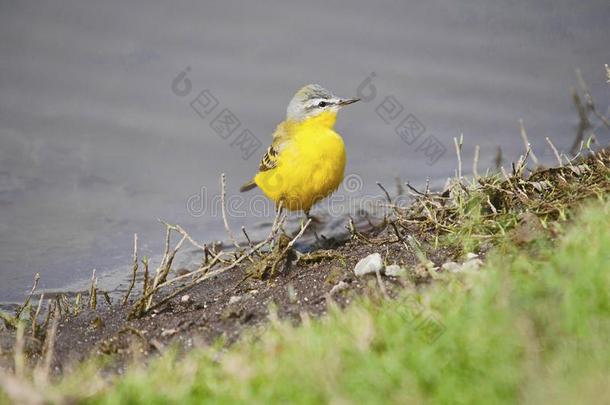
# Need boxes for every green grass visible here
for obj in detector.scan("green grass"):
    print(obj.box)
[36,197,609,404]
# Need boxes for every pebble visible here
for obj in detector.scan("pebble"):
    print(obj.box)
[441,262,462,273]
[228,295,242,305]
[161,328,177,337]
[441,253,483,273]
[385,264,406,277]
[354,253,384,276]
[329,281,349,296]
[287,285,297,303]
[461,258,483,272]
[180,294,191,303]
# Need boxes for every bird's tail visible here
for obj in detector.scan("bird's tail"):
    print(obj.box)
[239,179,257,192]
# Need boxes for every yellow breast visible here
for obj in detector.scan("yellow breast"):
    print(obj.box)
[255,111,346,212]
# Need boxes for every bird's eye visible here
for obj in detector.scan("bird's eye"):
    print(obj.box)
[317,101,327,108]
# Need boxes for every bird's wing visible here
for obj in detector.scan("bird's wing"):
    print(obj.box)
[258,121,292,172]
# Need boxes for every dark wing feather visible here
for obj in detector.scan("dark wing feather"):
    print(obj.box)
[258,121,291,172]
[259,145,279,172]
[240,122,291,193]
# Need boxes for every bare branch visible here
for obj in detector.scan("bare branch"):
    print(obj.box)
[472,145,480,180]
[122,233,138,306]
[570,88,591,154]
[577,68,610,128]
[134,212,289,318]
[165,222,206,251]
[376,182,392,204]
[31,293,44,338]
[142,257,149,295]
[34,305,59,387]
[494,146,503,171]
[453,134,463,180]
[87,269,97,310]
[241,226,254,249]
[545,137,563,166]
[519,119,540,166]
[15,273,40,320]
[220,173,241,251]
[146,232,187,310]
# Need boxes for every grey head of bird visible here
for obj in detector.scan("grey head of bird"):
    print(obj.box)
[286,84,359,121]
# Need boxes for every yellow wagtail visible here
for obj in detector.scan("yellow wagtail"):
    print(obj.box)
[240,84,359,215]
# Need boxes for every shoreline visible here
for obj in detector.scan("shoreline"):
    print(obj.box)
[1,144,609,403]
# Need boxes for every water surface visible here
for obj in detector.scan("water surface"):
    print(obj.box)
[1,0,609,302]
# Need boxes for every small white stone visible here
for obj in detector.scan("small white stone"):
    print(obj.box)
[354,253,384,276]
[228,295,241,305]
[441,262,462,273]
[180,294,191,303]
[442,257,483,273]
[462,258,483,272]
[385,264,406,277]
[287,284,297,303]
[465,252,479,260]
[161,328,177,337]
[329,281,349,296]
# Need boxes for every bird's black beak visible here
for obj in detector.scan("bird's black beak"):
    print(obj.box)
[338,98,360,106]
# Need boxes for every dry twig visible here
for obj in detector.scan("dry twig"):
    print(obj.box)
[472,145,480,179]
[220,173,241,251]
[122,233,139,305]
[130,200,288,318]
[454,134,463,180]
[545,137,563,166]
[519,119,540,166]
[15,273,40,321]
[34,305,59,386]
[31,293,44,338]
[88,269,97,310]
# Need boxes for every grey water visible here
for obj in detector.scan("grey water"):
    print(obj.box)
[1,0,609,303]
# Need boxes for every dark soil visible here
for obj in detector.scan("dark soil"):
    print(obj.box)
[44,220,460,373]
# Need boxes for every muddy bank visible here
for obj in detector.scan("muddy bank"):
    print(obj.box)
[6,220,459,372]
[1,146,609,376]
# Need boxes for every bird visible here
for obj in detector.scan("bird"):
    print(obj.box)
[240,84,359,216]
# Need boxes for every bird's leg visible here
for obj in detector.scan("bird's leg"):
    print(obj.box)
[303,209,315,229]
[275,203,284,221]
[304,210,324,244]
[269,202,286,250]
[304,209,323,225]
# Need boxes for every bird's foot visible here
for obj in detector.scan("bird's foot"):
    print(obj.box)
[304,212,323,225]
